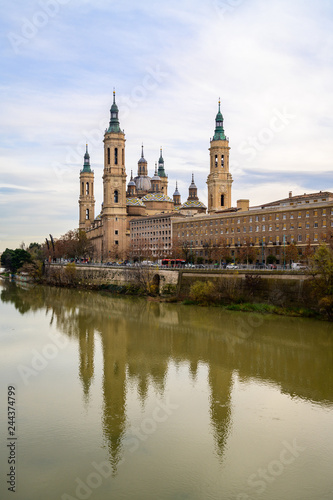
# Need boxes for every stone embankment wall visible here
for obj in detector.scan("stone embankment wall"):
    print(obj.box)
[50,265,311,307]
[50,264,179,293]
[178,270,311,308]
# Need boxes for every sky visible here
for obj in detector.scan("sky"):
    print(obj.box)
[1,0,333,251]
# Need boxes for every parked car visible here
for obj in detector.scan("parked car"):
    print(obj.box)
[291,262,307,270]
[226,263,238,269]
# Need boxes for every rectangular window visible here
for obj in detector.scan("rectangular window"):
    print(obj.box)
[323,209,327,216]
[314,210,318,217]
[298,222,302,229]
[262,225,266,231]
[276,214,280,220]
[283,214,286,220]
[115,230,118,235]
[255,215,259,222]
[283,223,287,230]
[269,224,272,231]
[306,211,309,218]
[249,226,252,232]
[298,235,302,242]
[290,213,294,219]
[298,211,302,218]
[314,233,318,241]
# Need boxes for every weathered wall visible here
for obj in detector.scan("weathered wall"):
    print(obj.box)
[51,265,179,293]
[50,265,312,306]
[177,270,312,308]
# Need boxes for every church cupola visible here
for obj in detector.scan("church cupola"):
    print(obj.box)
[173,181,181,207]
[188,173,199,200]
[213,99,226,141]
[151,163,161,192]
[158,147,166,177]
[82,144,92,172]
[127,170,137,197]
[107,90,121,133]
[137,144,148,176]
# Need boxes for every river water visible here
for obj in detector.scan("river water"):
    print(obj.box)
[0,281,332,500]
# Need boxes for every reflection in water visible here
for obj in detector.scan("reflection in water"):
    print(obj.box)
[1,281,333,477]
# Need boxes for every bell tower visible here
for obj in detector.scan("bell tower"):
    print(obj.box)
[207,100,233,213]
[102,91,127,260]
[79,145,95,230]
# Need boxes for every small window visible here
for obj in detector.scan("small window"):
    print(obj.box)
[114,190,119,203]
[114,147,118,165]
[221,194,224,207]
[107,148,110,165]
[221,154,224,168]
[85,209,89,220]
[215,155,218,167]
[115,240,119,245]
[115,230,118,235]
[86,182,89,195]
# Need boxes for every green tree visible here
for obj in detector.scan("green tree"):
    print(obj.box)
[1,248,32,273]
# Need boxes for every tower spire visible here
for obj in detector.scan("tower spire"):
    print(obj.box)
[213,98,226,141]
[107,90,121,133]
[82,144,91,172]
[158,146,166,177]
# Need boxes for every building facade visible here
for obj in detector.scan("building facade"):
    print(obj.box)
[172,192,333,264]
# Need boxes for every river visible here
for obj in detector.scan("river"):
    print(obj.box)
[0,281,332,500]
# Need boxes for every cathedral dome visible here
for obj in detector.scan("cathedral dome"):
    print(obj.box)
[141,193,173,203]
[180,199,207,209]
[126,198,146,207]
[134,175,151,191]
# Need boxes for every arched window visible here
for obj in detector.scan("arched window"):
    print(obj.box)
[86,208,89,220]
[215,155,218,167]
[221,194,224,207]
[86,182,89,195]
[107,148,110,165]
[221,154,224,168]
[81,182,84,195]
[114,190,118,203]
[122,148,124,165]
[114,147,118,165]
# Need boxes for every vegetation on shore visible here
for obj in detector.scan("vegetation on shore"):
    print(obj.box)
[1,242,332,321]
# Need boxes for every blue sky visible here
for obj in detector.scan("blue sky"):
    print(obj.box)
[1,0,333,251]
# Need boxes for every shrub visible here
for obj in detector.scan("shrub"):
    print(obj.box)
[189,280,216,305]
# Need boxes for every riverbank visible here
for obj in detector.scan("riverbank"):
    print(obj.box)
[1,265,327,321]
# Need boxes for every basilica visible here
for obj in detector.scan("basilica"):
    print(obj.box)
[79,92,232,260]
